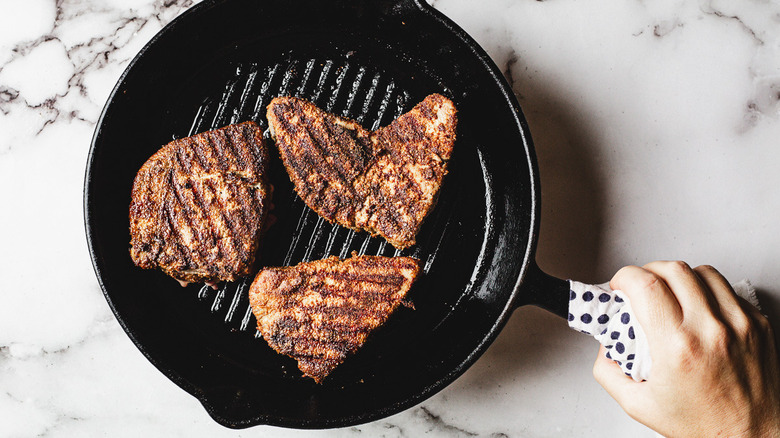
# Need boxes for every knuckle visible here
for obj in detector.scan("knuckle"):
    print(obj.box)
[759,320,774,341]
[740,314,773,350]
[754,312,773,332]
[612,265,641,283]
[623,269,661,293]
[669,330,705,371]
[644,260,690,274]
[764,321,778,346]
[612,265,663,295]
[693,264,718,275]
[703,322,733,352]
[729,311,754,339]
[667,260,693,275]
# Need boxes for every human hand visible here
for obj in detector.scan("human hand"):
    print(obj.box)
[592,261,780,437]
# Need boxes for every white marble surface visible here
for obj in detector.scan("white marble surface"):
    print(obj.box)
[2,0,779,436]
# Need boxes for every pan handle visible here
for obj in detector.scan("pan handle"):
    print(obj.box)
[515,261,570,319]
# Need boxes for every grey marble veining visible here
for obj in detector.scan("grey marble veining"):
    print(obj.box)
[0,0,197,147]
[1,0,779,437]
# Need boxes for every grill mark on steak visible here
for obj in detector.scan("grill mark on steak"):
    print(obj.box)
[206,180,240,263]
[282,319,377,335]
[219,175,248,235]
[167,169,200,243]
[182,174,225,263]
[130,122,270,284]
[305,286,404,302]
[190,136,211,173]
[249,254,420,383]
[232,125,268,235]
[240,128,262,168]
[218,128,244,170]
[318,115,372,179]
[273,103,361,204]
[178,178,209,246]
[298,123,352,192]
[179,186,218,270]
[272,330,361,353]
[173,145,194,175]
[301,123,354,195]
[212,129,264,267]
[267,94,456,249]
[380,149,425,200]
[163,197,193,269]
[281,150,315,200]
[362,164,420,233]
[268,270,408,296]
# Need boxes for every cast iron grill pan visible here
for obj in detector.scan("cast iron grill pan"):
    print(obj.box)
[85,0,571,429]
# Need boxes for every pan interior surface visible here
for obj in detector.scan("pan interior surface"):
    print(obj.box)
[85,0,535,428]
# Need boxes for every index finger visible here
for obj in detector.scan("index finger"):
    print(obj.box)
[610,265,684,345]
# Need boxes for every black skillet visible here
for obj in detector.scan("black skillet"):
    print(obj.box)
[84,0,571,429]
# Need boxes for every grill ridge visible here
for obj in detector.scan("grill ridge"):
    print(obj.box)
[371,82,396,131]
[277,60,300,97]
[338,230,358,259]
[235,65,260,123]
[344,67,367,120]
[224,281,248,323]
[210,287,227,313]
[301,216,327,262]
[322,222,342,255]
[187,102,209,137]
[327,63,352,112]
[212,66,244,127]
[296,59,318,97]
[251,63,284,124]
[356,234,372,256]
[282,206,311,266]
[311,60,334,104]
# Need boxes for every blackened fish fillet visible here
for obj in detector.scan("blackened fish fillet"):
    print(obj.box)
[248,254,421,383]
[267,94,456,249]
[129,122,271,285]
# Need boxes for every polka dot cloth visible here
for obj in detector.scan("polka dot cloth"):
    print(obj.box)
[568,279,759,382]
[568,281,651,381]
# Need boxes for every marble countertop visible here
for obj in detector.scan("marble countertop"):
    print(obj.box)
[2,0,779,436]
